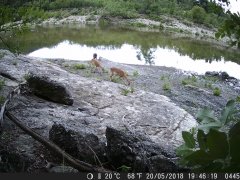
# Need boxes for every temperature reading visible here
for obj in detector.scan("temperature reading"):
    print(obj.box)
[104,173,121,180]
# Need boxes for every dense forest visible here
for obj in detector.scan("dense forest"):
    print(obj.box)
[0,0,228,27]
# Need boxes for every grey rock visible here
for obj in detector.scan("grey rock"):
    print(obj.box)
[27,72,73,105]
[49,123,106,165]
[47,165,78,173]
[106,127,179,172]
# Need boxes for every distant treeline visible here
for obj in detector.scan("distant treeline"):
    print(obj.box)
[0,0,228,28]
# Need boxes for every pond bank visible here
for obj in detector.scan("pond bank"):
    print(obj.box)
[38,14,232,48]
[2,14,235,50]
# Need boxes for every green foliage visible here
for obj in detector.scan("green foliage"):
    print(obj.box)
[117,165,131,172]
[121,87,134,96]
[46,0,104,10]
[236,96,240,103]
[213,87,221,96]
[190,6,206,24]
[216,12,240,48]
[204,82,213,89]
[132,70,139,77]
[162,82,171,91]
[72,63,86,70]
[181,76,197,86]
[23,74,30,81]
[177,100,240,172]
[84,69,92,77]
[111,76,121,83]
[0,96,5,105]
[103,0,138,19]
[0,79,5,91]
[18,6,48,22]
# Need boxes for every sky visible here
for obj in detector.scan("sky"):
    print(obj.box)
[228,0,240,13]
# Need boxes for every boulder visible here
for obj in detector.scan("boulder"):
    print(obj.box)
[27,72,73,105]
[106,126,181,172]
[49,123,106,165]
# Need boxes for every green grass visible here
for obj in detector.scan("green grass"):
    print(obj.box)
[160,75,166,80]
[204,82,213,89]
[121,87,134,96]
[162,82,171,91]
[181,76,197,86]
[23,74,30,81]
[111,76,121,84]
[160,74,170,81]
[236,96,240,103]
[72,63,86,70]
[83,69,92,77]
[213,87,221,96]
[117,165,131,172]
[204,76,219,82]
[132,70,139,77]
[0,96,5,105]
[0,79,5,91]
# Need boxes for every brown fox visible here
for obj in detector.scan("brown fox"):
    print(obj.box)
[110,67,131,85]
[90,53,103,73]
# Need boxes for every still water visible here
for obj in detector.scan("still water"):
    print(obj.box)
[2,24,240,79]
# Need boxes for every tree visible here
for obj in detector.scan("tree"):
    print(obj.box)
[191,5,207,24]
[215,0,240,48]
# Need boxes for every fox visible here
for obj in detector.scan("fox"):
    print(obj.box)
[90,53,103,73]
[110,67,131,85]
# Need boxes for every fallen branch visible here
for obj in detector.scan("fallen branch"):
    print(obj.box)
[5,111,110,173]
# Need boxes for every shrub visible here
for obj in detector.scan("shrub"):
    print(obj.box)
[121,87,134,96]
[72,63,86,70]
[103,1,138,19]
[190,6,206,24]
[213,87,221,96]
[236,96,240,103]
[176,100,240,172]
[162,82,171,91]
[181,76,197,86]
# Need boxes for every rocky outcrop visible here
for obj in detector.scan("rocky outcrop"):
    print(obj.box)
[27,72,74,105]
[0,50,198,172]
[49,123,106,165]
[48,124,183,172]
[205,71,236,81]
[106,126,180,172]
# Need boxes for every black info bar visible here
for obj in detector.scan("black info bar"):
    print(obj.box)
[0,173,238,180]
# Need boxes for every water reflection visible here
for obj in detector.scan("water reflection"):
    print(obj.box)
[28,40,240,79]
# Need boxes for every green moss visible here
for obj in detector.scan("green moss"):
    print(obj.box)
[213,87,221,96]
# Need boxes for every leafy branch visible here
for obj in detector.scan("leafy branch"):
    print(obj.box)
[176,100,240,172]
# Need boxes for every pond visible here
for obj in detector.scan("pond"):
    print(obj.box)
[2,24,240,79]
